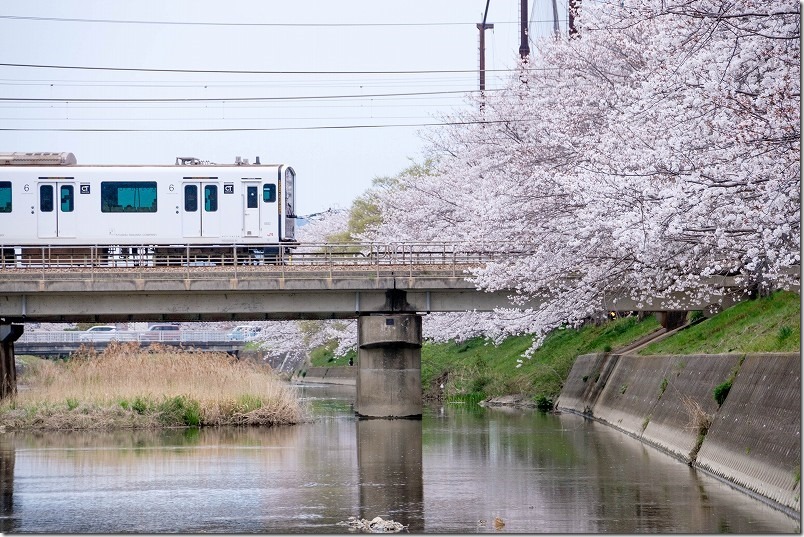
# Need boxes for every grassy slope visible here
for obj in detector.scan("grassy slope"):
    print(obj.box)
[421,290,800,403]
[639,290,800,355]
[422,314,661,403]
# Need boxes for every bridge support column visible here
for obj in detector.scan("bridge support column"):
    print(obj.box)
[0,324,23,400]
[355,314,422,418]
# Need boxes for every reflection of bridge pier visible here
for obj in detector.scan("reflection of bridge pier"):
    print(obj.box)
[0,435,16,533]
[356,418,423,532]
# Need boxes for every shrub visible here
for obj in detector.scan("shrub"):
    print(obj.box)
[778,325,793,343]
[157,395,201,426]
[535,395,554,412]
[658,378,669,399]
[470,376,489,395]
[132,396,151,415]
[713,379,732,406]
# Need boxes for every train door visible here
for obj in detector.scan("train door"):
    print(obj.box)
[37,179,76,238]
[282,167,296,241]
[242,181,260,237]
[181,180,220,238]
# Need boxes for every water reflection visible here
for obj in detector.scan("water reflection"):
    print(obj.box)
[0,385,798,533]
[357,418,423,531]
[1,435,15,533]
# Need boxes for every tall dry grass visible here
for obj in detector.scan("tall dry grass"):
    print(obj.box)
[1,343,307,430]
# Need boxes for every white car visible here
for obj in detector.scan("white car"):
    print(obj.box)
[227,325,260,342]
[79,325,119,342]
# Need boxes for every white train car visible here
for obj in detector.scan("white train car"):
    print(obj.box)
[0,152,296,258]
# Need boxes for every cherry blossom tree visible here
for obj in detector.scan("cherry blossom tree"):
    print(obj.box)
[368,0,800,349]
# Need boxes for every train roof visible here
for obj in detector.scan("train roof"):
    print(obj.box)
[0,152,285,167]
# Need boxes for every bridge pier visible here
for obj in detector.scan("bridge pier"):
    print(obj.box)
[0,323,23,400]
[355,313,422,418]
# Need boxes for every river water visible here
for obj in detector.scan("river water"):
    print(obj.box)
[0,384,798,533]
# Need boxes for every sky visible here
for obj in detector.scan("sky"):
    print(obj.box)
[0,1,568,216]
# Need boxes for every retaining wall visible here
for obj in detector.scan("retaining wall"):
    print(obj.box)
[297,366,356,385]
[557,352,801,514]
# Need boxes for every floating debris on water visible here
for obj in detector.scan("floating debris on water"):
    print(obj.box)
[339,515,408,533]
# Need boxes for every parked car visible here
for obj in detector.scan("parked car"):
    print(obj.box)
[79,325,118,342]
[141,324,181,342]
[227,325,260,342]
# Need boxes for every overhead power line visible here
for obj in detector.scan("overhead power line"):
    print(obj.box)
[0,62,551,76]
[0,88,497,103]
[0,14,564,27]
[0,118,531,132]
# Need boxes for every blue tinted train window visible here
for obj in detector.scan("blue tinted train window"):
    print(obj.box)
[263,184,276,203]
[0,182,10,213]
[184,185,198,212]
[101,181,157,213]
[204,185,218,212]
[40,185,54,212]
[60,185,74,212]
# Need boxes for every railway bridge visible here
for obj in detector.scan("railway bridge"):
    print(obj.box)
[0,242,759,417]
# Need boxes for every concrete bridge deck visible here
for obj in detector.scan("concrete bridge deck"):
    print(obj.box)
[0,241,764,323]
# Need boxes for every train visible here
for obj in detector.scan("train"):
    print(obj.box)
[0,152,297,263]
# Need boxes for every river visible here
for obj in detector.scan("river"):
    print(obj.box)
[0,384,798,533]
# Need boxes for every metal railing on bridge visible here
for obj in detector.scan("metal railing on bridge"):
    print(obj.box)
[17,330,249,344]
[0,242,509,279]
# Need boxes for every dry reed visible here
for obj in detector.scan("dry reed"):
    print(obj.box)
[681,394,713,462]
[1,342,307,430]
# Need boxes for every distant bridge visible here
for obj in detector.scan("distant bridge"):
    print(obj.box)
[14,330,245,357]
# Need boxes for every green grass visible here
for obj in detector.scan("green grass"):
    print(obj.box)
[309,340,356,367]
[639,291,800,355]
[306,290,799,408]
[421,314,661,403]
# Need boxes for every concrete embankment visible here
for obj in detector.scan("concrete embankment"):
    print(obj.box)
[557,352,801,516]
[295,366,356,385]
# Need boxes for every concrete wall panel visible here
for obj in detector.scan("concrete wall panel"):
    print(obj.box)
[299,366,356,385]
[556,353,615,413]
[558,352,801,515]
[695,353,801,511]
[592,355,681,438]
[640,354,741,461]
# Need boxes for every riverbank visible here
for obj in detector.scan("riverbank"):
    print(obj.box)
[1,343,305,430]
[557,351,801,518]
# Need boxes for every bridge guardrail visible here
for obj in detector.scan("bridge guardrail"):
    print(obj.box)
[0,242,502,280]
[17,330,244,344]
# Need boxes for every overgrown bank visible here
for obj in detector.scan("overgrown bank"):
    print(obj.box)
[419,290,799,406]
[2,343,306,430]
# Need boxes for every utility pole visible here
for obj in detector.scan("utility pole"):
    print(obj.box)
[477,0,494,92]
[477,22,494,91]
[519,0,529,59]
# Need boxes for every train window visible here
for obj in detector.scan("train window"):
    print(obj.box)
[184,185,198,212]
[263,184,276,203]
[60,185,74,212]
[247,186,258,209]
[101,181,157,213]
[204,185,218,212]
[0,181,10,213]
[40,185,54,212]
